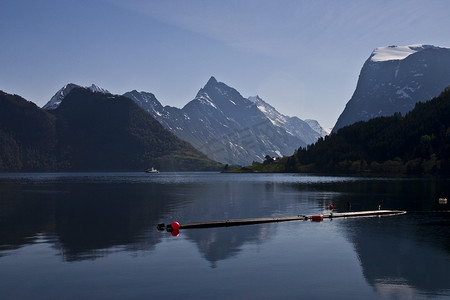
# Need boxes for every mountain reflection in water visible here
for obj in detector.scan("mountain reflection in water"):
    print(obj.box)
[0,172,449,299]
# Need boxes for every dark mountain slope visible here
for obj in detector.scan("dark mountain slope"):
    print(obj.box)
[0,91,58,170]
[0,89,221,171]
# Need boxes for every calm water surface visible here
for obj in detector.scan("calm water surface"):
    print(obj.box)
[0,172,449,299]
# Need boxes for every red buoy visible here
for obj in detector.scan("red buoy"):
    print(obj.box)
[329,204,334,211]
[171,221,180,231]
[311,215,324,222]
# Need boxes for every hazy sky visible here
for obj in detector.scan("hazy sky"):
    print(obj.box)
[1,0,449,129]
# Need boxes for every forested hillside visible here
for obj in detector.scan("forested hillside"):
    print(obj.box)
[245,87,450,174]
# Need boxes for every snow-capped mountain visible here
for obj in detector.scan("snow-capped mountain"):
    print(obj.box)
[333,44,450,132]
[43,83,110,110]
[124,77,325,165]
[248,96,324,143]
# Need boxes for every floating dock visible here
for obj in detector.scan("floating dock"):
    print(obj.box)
[160,210,407,231]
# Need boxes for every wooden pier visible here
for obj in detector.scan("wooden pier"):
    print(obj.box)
[161,210,407,230]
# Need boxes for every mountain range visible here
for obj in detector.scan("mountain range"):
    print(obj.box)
[43,77,327,166]
[333,44,450,132]
[123,77,326,165]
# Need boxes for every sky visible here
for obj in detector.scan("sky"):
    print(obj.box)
[1,0,450,129]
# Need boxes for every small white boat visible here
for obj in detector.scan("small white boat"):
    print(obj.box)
[145,167,159,173]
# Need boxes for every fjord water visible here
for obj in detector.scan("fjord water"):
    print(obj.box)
[0,173,449,299]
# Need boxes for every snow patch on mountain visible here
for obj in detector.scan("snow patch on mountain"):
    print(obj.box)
[370,44,446,62]
[196,94,217,109]
[371,45,419,62]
